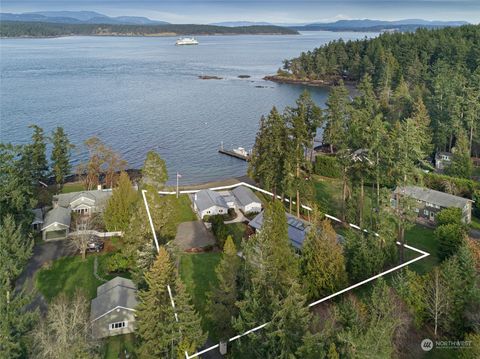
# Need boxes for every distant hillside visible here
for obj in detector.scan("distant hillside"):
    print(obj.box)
[0,21,298,38]
[292,19,469,32]
[0,11,169,25]
[210,21,273,27]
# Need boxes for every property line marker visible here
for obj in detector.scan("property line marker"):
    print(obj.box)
[141,189,160,252]
[144,183,430,359]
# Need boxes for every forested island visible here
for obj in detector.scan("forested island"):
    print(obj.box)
[268,24,480,155]
[0,21,298,38]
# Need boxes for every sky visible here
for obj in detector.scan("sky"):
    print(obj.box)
[1,1,479,24]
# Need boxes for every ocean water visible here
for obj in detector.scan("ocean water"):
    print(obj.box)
[0,32,375,184]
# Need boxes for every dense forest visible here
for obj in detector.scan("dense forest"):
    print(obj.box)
[278,25,480,155]
[0,21,298,37]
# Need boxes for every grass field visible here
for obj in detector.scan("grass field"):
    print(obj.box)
[171,194,197,225]
[179,252,222,338]
[36,254,103,302]
[60,182,86,193]
[404,224,438,275]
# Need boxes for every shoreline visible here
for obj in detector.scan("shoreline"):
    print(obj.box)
[0,32,300,40]
[263,75,357,88]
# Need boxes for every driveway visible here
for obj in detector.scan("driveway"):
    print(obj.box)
[174,221,216,250]
[225,208,247,224]
[16,240,75,312]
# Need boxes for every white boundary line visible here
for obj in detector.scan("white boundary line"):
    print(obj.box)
[142,189,160,252]
[144,182,430,359]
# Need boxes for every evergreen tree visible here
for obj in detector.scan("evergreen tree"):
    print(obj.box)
[300,216,347,299]
[324,81,350,154]
[136,247,178,358]
[142,151,168,190]
[104,171,137,232]
[175,279,207,357]
[207,236,239,340]
[446,129,473,179]
[233,201,299,356]
[0,286,38,359]
[435,223,467,261]
[50,126,73,191]
[22,124,48,184]
[0,214,33,287]
[267,281,312,358]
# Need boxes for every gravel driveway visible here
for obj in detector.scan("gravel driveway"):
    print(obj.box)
[174,221,216,250]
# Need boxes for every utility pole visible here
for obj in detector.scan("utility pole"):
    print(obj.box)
[176,172,181,198]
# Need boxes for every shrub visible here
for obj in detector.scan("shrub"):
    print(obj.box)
[105,252,131,273]
[436,207,463,226]
[210,215,228,248]
[435,223,467,261]
[313,155,341,178]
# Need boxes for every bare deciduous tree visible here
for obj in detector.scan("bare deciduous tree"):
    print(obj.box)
[425,268,450,337]
[31,291,100,359]
[69,215,98,260]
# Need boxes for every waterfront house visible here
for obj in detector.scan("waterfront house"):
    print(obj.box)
[435,151,453,171]
[41,207,72,241]
[249,211,311,251]
[53,188,112,216]
[232,186,262,214]
[393,185,473,224]
[91,277,138,339]
[193,189,229,219]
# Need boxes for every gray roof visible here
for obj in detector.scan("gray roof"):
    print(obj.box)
[54,189,112,208]
[97,277,136,296]
[31,208,44,224]
[91,277,138,320]
[42,207,71,230]
[232,186,261,207]
[249,211,310,250]
[394,186,472,209]
[194,189,228,212]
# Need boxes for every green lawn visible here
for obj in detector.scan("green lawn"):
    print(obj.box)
[171,194,197,225]
[36,255,103,302]
[404,224,439,275]
[179,252,222,337]
[61,182,86,193]
[103,333,135,359]
[470,216,480,231]
[313,175,343,216]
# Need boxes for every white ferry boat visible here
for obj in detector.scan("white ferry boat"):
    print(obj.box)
[175,37,199,46]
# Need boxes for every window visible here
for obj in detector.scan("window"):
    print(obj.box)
[414,208,419,213]
[109,321,127,330]
[424,209,429,216]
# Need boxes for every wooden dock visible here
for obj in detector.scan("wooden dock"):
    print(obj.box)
[218,149,250,161]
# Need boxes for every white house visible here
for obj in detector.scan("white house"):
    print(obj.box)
[232,186,262,214]
[53,189,112,215]
[193,189,229,219]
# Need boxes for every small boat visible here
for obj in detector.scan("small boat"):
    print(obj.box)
[233,147,249,157]
[175,37,199,46]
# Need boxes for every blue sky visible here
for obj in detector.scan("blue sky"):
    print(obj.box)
[1,1,479,24]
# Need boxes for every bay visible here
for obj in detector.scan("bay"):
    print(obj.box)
[0,31,376,184]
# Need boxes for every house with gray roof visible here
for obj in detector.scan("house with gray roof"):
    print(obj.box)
[53,189,112,216]
[91,277,138,339]
[31,208,44,232]
[435,151,453,172]
[41,207,72,241]
[393,185,473,224]
[249,211,311,251]
[193,189,229,219]
[232,186,262,214]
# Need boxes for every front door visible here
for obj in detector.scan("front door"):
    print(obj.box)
[429,211,435,221]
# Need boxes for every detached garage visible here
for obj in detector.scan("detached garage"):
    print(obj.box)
[232,186,262,214]
[41,207,71,241]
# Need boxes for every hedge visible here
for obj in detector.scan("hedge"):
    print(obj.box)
[313,155,341,178]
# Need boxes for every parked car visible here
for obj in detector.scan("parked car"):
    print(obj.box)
[87,240,104,253]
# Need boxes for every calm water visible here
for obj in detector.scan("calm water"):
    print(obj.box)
[0,32,374,184]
